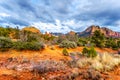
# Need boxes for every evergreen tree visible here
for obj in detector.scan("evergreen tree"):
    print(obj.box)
[91,30,105,48]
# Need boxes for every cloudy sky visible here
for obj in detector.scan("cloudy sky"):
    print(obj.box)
[0,0,120,33]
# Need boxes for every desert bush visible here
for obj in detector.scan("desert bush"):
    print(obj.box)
[59,40,77,49]
[62,48,69,56]
[77,38,88,46]
[13,41,44,51]
[82,47,89,56]
[32,60,67,74]
[6,26,20,39]
[111,43,118,50]
[0,37,13,51]
[77,41,84,46]
[46,68,80,80]
[24,42,44,50]
[89,47,97,58]
[82,69,102,80]
[0,27,9,37]
[117,40,120,48]
[82,47,97,58]
[105,38,119,50]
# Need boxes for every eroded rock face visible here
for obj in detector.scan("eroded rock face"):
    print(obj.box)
[78,25,120,38]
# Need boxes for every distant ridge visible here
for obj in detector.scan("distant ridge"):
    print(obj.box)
[24,25,120,38]
[77,25,120,38]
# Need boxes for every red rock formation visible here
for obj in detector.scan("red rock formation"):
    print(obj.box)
[78,25,120,38]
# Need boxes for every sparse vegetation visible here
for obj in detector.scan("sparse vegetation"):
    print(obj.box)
[59,40,77,48]
[32,60,67,74]
[62,48,69,56]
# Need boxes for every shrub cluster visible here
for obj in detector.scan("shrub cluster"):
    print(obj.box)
[0,37,44,51]
[13,41,44,51]
[59,40,77,49]
[0,37,13,51]
[77,38,88,46]
[0,37,13,48]
[82,47,97,58]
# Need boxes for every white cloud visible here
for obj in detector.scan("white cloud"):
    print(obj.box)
[31,19,101,33]
[0,13,10,17]
[31,20,71,33]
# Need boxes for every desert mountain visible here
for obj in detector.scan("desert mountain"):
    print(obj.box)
[78,25,120,38]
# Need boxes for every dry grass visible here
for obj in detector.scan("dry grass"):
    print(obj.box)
[74,52,120,72]
[91,53,120,71]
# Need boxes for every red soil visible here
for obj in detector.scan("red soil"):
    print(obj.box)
[0,46,119,80]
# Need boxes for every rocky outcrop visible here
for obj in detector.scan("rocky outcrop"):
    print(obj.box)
[78,25,120,38]
[22,26,41,34]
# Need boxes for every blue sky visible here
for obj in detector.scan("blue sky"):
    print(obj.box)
[0,0,120,33]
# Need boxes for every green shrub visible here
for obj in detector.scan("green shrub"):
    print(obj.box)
[117,40,120,48]
[59,40,77,49]
[82,47,89,56]
[105,38,118,49]
[77,41,84,46]
[0,37,13,51]
[0,27,9,37]
[13,41,44,51]
[12,41,24,50]
[62,48,69,56]
[82,47,97,58]
[77,38,88,46]
[89,47,97,58]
